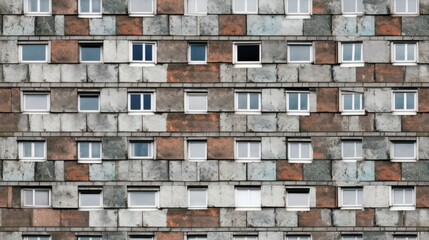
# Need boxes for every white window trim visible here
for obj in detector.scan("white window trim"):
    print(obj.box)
[287,141,313,163]
[286,236,312,240]
[185,0,207,15]
[339,42,364,67]
[234,187,261,211]
[393,235,418,240]
[129,41,157,66]
[390,140,418,162]
[234,92,262,114]
[286,188,310,211]
[391,90,418,115]
[128,92,156,114]
[78,141,102,163]
[233,236,258,240]
[185,91,208,114]
[188,187,208,209]
[19,141,47,161]
[232,42,262,68]
[129,140,155,159]
[235,140,261,162]
[187,139,208,161]
[341,140,363,161]
[22,188,51,208]
[129,0,157,16]
[286,91,310,115]
[21,92,51,113]
[392,42,418,66]
[232,0,258,14]
[340,91,365,115]
[77,236,102,240]
[341,235,363,240]
[187,236,208,240]
[341,0,364,16]
[127,189,160,210]
[78,93,100,113]
[79,190,103,210]
[79,43,103,63]
[392,0,419,15]
[129,237,155,240]
[24,0,52,16]
[287,42,314,63]
[338,187,363,209]
[23,236,52,240]
[390,186,416,211]
[188,43,208,64]
[19,42,50,63]
[78,0,103,17]
[285,0,312,18]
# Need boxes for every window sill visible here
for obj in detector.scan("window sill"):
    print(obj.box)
[129,157,154,160]
[286,112,310,116]
[233,63,262,68]
[20,61,49,64]
[188,62,208,65]
[391,13,419,17]
[341,111,366,116]
[20,159,47,162]
[129,63,156,67]
[340,63,365,67]
[188,207,208,210]
[286,207,310,211]
[128,112,155,115]
[285,15,311,19]
[22,205,51,208]
[342,158,363,162]
[185,111,208,114]
[129,13,156,17]
[79,207,103,211]
[391,111,417,116]
[235,207,261,211]
[78,14,102,18]
[288,159,313,164]
[22,111,50,114]
[390,159,417,163]
[25,13,52,16]
[340,206,364,210]
[188,159,208,162]
[392,62,417,66]
[184,13,208,16]
[78,160,102,164]
[235,159,261,163]
[234,111,262,115]
[128,208,159,211]
[342,13,363,17]
[79,111,101,113]
[390,206,415,211]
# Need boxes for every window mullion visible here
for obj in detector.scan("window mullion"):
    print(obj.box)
[297,93,301,111]
[352,44,356,61]
[32,189,36,206]
[89,143,93,158]
[140,94,144,111]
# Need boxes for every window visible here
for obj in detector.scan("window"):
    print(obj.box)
[129,141,154,159]
[19,141,46,161]
[235,187,261,210]
[78,0,102,17]
[187,140,207,161]
[79,94,100,112]
[185,92,208,113]
[342,236,362,240]
[189,43,207,64]
[340,42,363,66]
[186,0,207,15]
[393,0,418,14]
[339,187,363,209]
[233,0,258,13]
[235,92,261,113]
[394,236,418,240]
[187,236,207,240]
[78,237,102,240]
[128,188,159,209]
[234,237,258,240]
[80,43,102,63]
[286,236,311,240]
[24,0,51,15]
[23,237,51,240]
[78,142,102,163]
[235,141,261,162]
[391,187,415,210]
[22,92,50,113]
[128,92,155,113]
[286,188,310,211]
[392,42,418,65]
[341,92,364,115]
[286,0,312,17]
[130,42,156,64]
[341,140,363,161]
[287,92,310,115]
[288,141,312,163]
[288,43,313,63]
[22,189,50,207]
[129,237,154,240]
[19,43,49,63]
[129,0,156,16]
[188,187,208,209]
[233,43,261,67]
[342,0,363,15]
[79,189,103,209]
[392,91,417,114]
[391,140,417,161]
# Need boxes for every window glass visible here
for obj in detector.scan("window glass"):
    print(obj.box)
[341,188,363,207]
[288,142,312,161]
[80,190,102,208]
[81,44,102,62]
[342,140,362,159]
[392,141,415,159]
[79,95,99,112]
[187,93,208,112]
[287,92,310,113]
[237,44,260,62]
[129,93,154,112]
[287,189,310,209]
[393,92,416,112]
[24,94,49,111]
[129,191,158,207]
[189,188,207,208]
[235,188,261,209]
[131,141,153,158]
[289,45,311,62]
[21,45,47,62]
[20,141,46,160]
[130,0,154,14]
[190,44,207,62]
[188,141,207,160]
[236,92,260,112]
[236,141,260,160]
[131,42,156,63]
[287,237,311,240]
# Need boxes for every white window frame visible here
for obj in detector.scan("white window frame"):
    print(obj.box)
[79,189,103,210]
[78,141,102,163]
[19,141,47,161]
[78,93,100,113]
[390,140,418,162]
[234,91,261,114]
[128,92,155,114]
[24,0,52,15]
[188,187,208,209]
[339,42,364,67]
[392,42,418,65]
[129,41,157,65]
[19,42,50,63]
[341,235,363,240]
[391,90,418,115]
[285,0,312,18]
[129,237,155,240]
[185,0,208,15]
[342,0,363,15]
[287,140,313,163]
[129,0,157,16]
[390,187,416,211]
[235,140,261,162]
[23,236,51,240]
[286,91,310,115]
[286,188,310,211]
[235,187,261,211]
[287,43,313,63]
[22,188,51,208]
[233,42,262,68]
[393,235,418,240]
[129,140,155,159]
[187,139,208,161]
[78,0,102,17]
[286,236,312,240]
[232,0,258,14]
[339,187,363,209]
[185,92,208,113]
[77,236,102,240]
[340,91,364,115]
[188,43,208,64]
[187,236,208,240]
[341,140,363,161]
[127,188,160,210]
[22,92,50,113]
[79,42,103,63]
[393,0,419,15]
[233,236,258,240]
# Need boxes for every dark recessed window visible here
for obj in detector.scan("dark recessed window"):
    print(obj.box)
[80,43,102,62]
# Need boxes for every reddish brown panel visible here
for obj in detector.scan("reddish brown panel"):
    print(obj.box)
[316,88,338,112]
[298,209,331,227]
[156,137,184,160]
[157,232,184,240]
[0,114,26,132]
[0,187,8,207]
[375,64,405,83]
[52,0,78,14]
[52,232,75,240]
[60,210,89,227]
[219,15,246,35]
[0,89,12,113]
[11,88,21,112]
[375,16,401,36]
[375,161,401,181]
[12,187,20,208]
[64,16,89,36]
[116,16,143,35]
[167,208,220,227]
[157,0,184,14]
[207,137,234,160]
[419,88,429,112]
[300,114,344,132]
[167,64,220,83]
[416,187,429,208]
[356,209,374,227]
[208,41,233,63]
[356,64,375,82]
[276,161,303,180]
[312,0,329,14]
[64,161,89,181]
[314,41,337,65]
[167,113,220,132]
[316,186,337,208]
[33,209,61,227]
[51,40,79,64]
[402,114,429,132]
[2,209,33,227]
[47,137,76,160]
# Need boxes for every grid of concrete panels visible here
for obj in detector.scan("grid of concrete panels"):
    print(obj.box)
[1,0,429,240]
